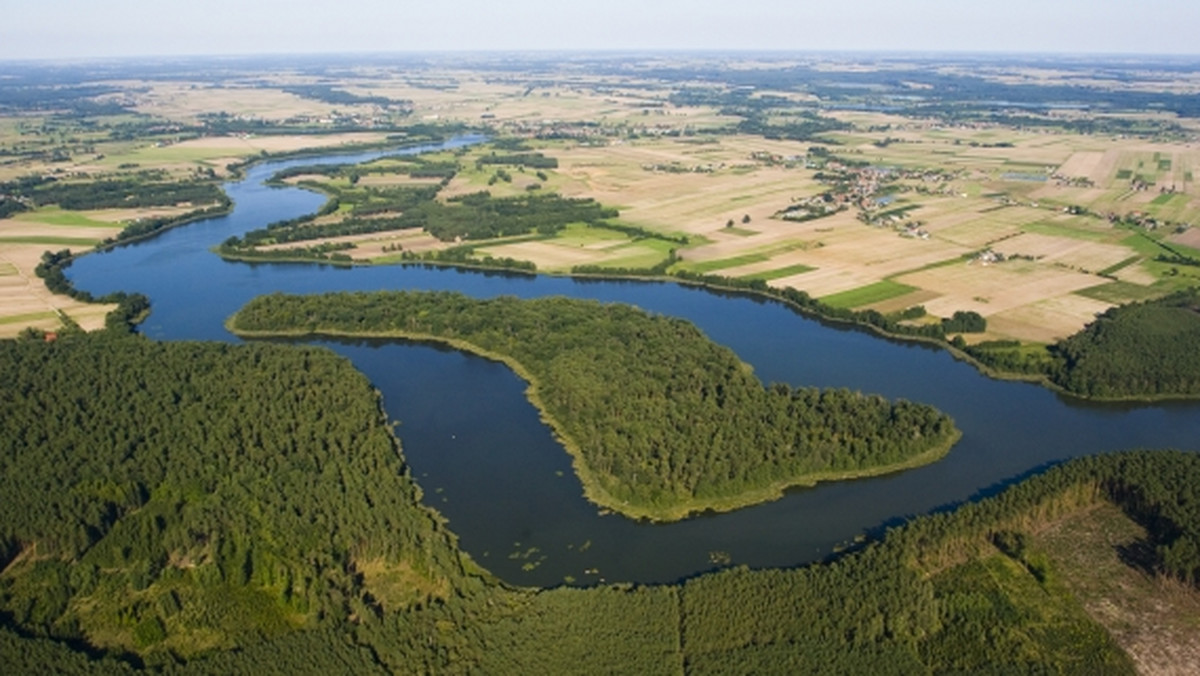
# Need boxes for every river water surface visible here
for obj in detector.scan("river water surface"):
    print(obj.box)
[68,138,1200,586]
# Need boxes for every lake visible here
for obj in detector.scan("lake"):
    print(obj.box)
[68,137,1200,586]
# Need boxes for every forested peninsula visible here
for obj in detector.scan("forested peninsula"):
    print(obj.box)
[228,290,959,521]
[5,331,1199,672]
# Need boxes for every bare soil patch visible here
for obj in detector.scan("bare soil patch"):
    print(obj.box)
[1168,227,1200,249]
[1032,504,1200,676]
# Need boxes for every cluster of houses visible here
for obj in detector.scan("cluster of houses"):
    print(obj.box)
[1049,172,1095,188]
[278,112,397,128]
[641,161,718,174]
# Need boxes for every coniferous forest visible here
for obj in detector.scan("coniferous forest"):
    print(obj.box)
[228,290,959,520]
[4,330,1200,673]
[964,289,1200,400]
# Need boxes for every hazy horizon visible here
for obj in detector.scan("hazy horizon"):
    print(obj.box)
[4,0,1199,61]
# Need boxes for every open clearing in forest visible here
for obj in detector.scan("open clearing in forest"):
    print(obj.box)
[1033,504,1200,676]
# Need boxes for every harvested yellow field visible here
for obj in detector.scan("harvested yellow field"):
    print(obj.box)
[895,259,1103,320]
[257,228,443,257]
[990,233,1138,273]
[769,266,879,298]
[553,138,819,237]
[475,240,609,270]
[928,206,1045,248]
[1055,151,1107,180]
[133,84,339,122]
[985,294,1115,343]
[0,244,116,337]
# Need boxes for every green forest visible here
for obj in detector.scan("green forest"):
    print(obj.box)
[4,329,1199,673]
[228,291,959,520]
[965,288,1200,399]
[0,333,478,664]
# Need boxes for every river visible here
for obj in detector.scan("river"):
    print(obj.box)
[68,137,1200,587]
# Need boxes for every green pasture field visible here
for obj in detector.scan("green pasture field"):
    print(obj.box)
[819,280,919,309]
[0,311,58,325]
[0,235,103,246]
[12,207,115,228]
[1074,281,1170,305]
[676,253,770,274]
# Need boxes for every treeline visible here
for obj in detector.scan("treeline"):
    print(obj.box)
[222,191,618,255]
[475,152,558,169]
[422,192,616,242]
[33,249,150,332]
[1049,288,1200,398]
[0,196,29,218]
[268,156,459,183]
[280,85,410,108]
[229,291,958,520]
[0,334,474,662]
[22,179,224,211]
[963,289,1200,399]
[735,112,851,142]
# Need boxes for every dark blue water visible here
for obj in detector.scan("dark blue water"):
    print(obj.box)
[68,137,1200,587]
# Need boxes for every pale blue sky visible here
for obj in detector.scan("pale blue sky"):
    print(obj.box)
[3,0,1198,60]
